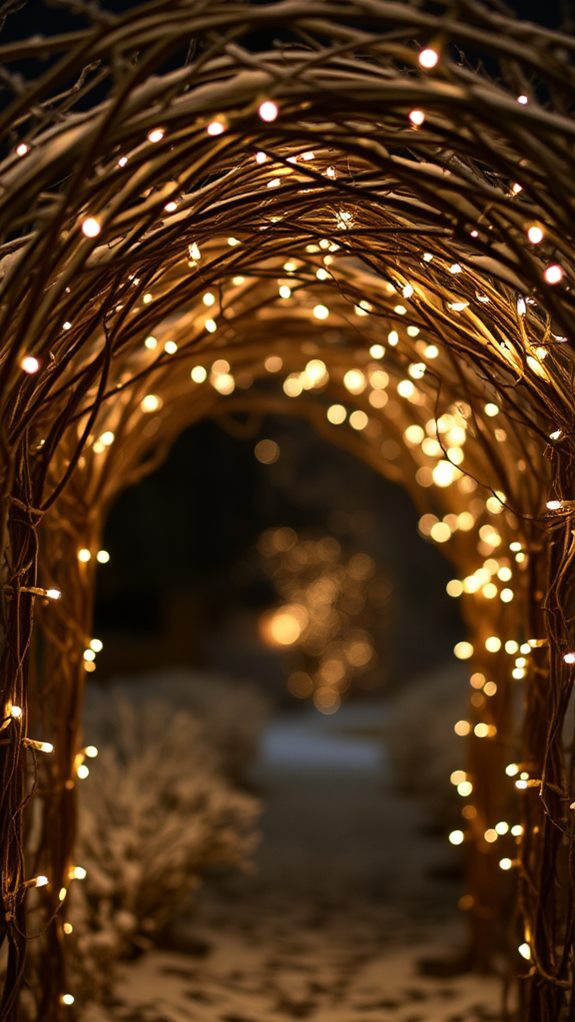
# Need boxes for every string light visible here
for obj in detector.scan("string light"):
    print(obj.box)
[24,739,54,753]
[20,356,40,373]
[419,47,439,69]
[258,100,278,122]
[81,217,101,238]
[544,264,563,284]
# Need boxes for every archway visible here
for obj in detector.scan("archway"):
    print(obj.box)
[0,3,574,1019]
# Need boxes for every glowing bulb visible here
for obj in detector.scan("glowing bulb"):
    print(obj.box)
[527,224,544,244]
[81,217,101,238]
[191,366,207,383]
[77,764,89,780]
[46,589,61,600]
[34,875,49,888]
[16,142,29,156]
[61,995,75,1006]
[147,128,164,143]
[83,649,96,662]
[77,548,91,563]
[409,109,425,126]
[449,830,464,845]
[90,639,103,653]
[21,356,40,374]
[164,340,178,354]
[506,763,519,776]
[546,499,562,510]
[454,640,474,661]
[69,866,87,881]
[144,336,158,350]
[313,304,329,320]
[207,119,226,136]
[85,745,98,758]
[9,705,22,719]
[258,100,278,122]
[499,858,513,871]
[327,404,347,425]
[419,47,439,69]
[518,943,531,961]
[96,550,110,564]
[544,264,563,285]
[564,652,575,665]
[343,369,366,394]
[140,394,162,413]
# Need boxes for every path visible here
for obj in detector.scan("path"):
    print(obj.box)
[87,703,503,1021]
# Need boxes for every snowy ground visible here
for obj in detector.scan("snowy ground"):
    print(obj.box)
[86,703,505,1021]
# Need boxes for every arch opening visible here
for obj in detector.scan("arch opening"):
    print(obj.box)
[1,3,574,1019]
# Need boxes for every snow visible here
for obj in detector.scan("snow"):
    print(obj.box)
[84,699,505,1021]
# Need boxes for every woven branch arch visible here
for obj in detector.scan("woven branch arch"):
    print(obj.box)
[1,2,575,1018]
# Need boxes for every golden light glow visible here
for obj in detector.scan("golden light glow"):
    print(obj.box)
[419,47,439,69]
[261,604,309,646]
[81,217,101,238]
[255,439,280,464]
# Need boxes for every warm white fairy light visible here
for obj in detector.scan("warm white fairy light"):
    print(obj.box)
[409,109,425,126]
[60,993,75,1006]
[24,739,54,753]
[46,588,61,600]
[81,217,101,238]
[96,549,110,564]
[77,548,91,563]
[544,264,563,285]
[69,866,87,881]
[26,875,49,888]
[419,47,439,69]
[16,142,29,157]
[526,224,544,244]
[140,394,162,413]
[313,304,329,320]
[20,356,40,374]
[207,119,226,136]
[147,128,164,143]
[564,652,575,665]
[258,100,278,122]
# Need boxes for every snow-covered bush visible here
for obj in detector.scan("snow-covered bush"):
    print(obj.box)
[89,669,268,782]
[69,693,261,1004]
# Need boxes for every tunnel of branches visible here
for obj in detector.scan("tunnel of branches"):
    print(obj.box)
[1,1,575,1019]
